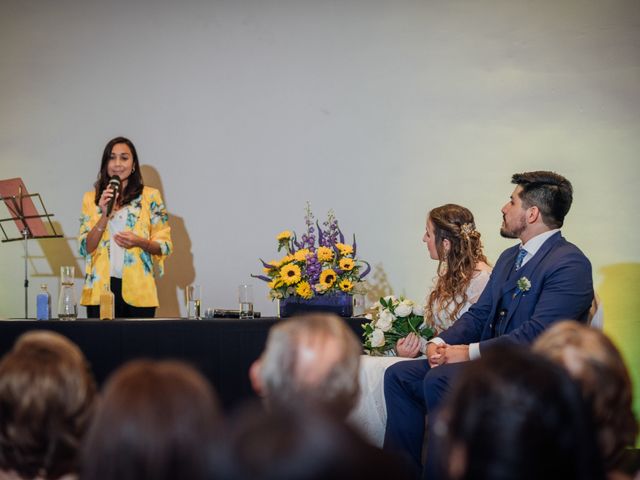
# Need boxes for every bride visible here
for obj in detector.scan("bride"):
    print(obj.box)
[348,204,492,446]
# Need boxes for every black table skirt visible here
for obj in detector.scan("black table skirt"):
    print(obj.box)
[0,318,365,410]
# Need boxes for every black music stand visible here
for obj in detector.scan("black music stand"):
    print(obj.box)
[0,178,63,318]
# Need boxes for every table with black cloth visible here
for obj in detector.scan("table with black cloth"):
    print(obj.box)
[0,318,365,410]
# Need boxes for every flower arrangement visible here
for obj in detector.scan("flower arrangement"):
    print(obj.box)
[252,203,370,301]
[363,296,434,356]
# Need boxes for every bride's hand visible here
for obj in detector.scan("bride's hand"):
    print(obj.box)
[396,333,421,358]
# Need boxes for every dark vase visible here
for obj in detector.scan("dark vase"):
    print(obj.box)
[279,292,354,318]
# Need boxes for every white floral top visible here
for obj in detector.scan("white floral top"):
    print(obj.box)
[419,267,492,353]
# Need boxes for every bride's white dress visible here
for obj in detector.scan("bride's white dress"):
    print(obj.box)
[348,269,491,446]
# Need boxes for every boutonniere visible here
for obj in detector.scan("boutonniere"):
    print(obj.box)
[513,276,532,298]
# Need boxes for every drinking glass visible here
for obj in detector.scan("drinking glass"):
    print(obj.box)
[238,284,254,319]
[352,293,366,317]
[186,284,202,319]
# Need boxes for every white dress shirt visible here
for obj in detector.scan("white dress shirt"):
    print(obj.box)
[108,206,131,279]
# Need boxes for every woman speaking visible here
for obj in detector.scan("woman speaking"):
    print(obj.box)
[78,137,172,318]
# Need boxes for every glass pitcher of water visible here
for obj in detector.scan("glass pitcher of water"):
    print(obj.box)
[57,266,78,320]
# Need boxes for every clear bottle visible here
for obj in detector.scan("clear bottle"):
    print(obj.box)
[36,284,51,320]
[57,266,77,320]
[100,284,115,320]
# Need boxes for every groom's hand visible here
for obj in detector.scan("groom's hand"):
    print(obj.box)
[442,344,470,364]
[427,342,446,367]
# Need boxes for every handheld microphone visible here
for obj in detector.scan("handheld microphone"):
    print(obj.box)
[105,175,121,216]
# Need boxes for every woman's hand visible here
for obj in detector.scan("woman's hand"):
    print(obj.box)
[98,186,118,217]
[112,231,145,250]
[396,332,421,358]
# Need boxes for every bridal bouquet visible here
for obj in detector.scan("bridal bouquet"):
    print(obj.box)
[363,296,434,356]
[252,203,370,300]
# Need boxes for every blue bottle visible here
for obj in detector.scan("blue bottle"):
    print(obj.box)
[36,284,51,320]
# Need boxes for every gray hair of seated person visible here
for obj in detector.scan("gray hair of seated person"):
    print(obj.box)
[258,313,362,418]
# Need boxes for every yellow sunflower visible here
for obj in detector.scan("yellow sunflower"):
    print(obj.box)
[339,258,354,271]
[319,269,337,288]
[335,243,353,256]
[317,246,334,262]
[268,279,283,289]
[277,230,292,241]
[293,248,311,262]
[280,263,302,285]
[280,254,294,265]
[338,279,353,292]
[295,281,313,299]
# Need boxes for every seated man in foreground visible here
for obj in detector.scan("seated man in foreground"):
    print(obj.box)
[383,171,594,478]
[250,313,362,419]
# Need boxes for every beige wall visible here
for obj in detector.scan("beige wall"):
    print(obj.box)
[1,0,639,420]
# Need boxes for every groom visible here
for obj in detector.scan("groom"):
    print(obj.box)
[383,171,594,478]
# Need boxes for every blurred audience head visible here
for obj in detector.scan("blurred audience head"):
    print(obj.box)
[534,321,638,471]
[212,402,413,480]
[438,345,604,480]
[250,313,361,418]
[0,331,96,480]
[81,360,219,480]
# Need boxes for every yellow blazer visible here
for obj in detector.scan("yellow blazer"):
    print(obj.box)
[78,186,172,307]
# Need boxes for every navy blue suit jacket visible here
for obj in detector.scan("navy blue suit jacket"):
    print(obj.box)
[439,232,593,352]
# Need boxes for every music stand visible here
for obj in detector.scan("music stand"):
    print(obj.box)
[0,178,63,318]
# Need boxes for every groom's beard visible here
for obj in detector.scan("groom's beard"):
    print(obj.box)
[500,214,527,239]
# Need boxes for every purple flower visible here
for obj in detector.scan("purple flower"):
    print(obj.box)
[251,274,272,282]
[358,260,371,279]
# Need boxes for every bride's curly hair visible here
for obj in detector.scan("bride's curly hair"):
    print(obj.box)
[424,204,488,331]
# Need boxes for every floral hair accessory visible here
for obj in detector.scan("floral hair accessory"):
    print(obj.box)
[513,276,532,298]
[460,222,475,238]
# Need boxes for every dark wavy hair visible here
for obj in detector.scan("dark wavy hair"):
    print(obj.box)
[81,360,220,480]
[0,331,97,479]
[439,345,605,480]
[211,402,413,480]
[93,136,144,207]
[511,171,573,229]
[424,204,488,331]
[533,321,638,472]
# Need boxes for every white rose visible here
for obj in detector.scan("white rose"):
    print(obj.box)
[383,295,397,304]
[376,310,396,332]
[370,328,385,347]
[395,301,413,318]
[412,303,425,316]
